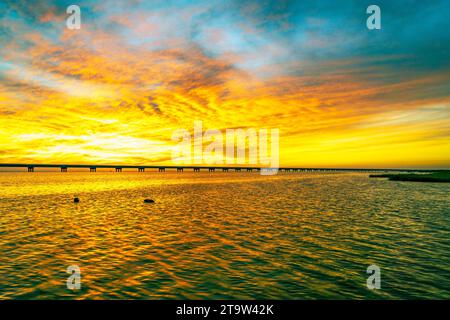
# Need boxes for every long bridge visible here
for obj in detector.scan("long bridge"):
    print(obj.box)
[0,163,438,173]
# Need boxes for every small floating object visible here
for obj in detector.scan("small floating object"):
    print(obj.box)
[73,197,80,203]
[144,199,155,203]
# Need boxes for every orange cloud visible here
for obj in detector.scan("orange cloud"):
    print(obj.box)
[0,17,449,168]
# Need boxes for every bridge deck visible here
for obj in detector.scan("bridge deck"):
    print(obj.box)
[0,164,440,172]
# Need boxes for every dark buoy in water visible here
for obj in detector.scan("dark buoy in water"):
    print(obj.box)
[144,199,155,203]
[74,197,80,203]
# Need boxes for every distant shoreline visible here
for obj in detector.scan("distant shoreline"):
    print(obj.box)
[369,171,450,183]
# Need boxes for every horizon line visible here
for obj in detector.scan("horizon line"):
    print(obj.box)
[0,163,448,172]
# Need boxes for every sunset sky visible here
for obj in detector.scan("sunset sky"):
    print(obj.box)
[1,0,449,168]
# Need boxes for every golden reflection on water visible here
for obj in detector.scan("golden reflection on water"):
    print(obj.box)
[0,172,449,299]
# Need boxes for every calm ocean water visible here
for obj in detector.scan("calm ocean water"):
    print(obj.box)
[0,171,448,299]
